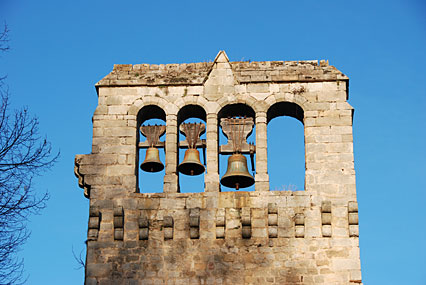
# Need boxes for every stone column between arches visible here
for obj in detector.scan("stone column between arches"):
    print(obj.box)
[255,112,269,191]
[205,113,220,192]
[164,114,179,193]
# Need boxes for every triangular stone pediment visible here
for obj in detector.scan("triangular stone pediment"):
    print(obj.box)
[203,51,236,100]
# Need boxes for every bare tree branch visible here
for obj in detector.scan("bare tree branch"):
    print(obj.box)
[0,23,59,284]
[0,24,10,52]
[72,245,86,270]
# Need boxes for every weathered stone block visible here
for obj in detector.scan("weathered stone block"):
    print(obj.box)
[138,217,149,228]
[252,218,266,228]
[113,216,124,228]
[190,227,200,239]
[88,229,98,240]
[322,200,332,213]
[268,214,278,226]
[86,263,113,278]
[322,225,332,237]
[348,212,359,225]
[268,226,278,238]
[242,226,251,239]
[252,227,267,238]
[163,216,173,227]
[139,228,149,240]
[241,215,251,226]
[295,226,305,238]
[322,212,332,225]
[216,215,225,227]
[268,203,278,214]
[114,228,124,240]
[348,201,358,212]
[164,227,173,240]
[294,213,305,226]
[216,227,225,239]
[349,225,359,237]
[88,216,100,229]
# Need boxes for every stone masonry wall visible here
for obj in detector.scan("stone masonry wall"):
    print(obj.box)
[75,51,362,284]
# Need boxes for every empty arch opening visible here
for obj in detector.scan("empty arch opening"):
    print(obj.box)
[267,102,305,191]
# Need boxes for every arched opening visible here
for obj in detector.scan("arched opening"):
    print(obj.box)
[267,102,305,191]
[177,105,207,193]
[137,105,166,193]
[218,103,256,192]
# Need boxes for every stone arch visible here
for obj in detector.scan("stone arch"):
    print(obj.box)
[175,95,210,113]
[267,101,304,124]
[217,94,259,115]
[264,93,309,114]
[128,96,170,117]
[217,103,256,119]
[177,104,207,125]
[137,105,167,125]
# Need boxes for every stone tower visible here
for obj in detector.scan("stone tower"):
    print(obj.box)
[75,51,362,284]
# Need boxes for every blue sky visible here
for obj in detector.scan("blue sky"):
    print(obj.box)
[1,0,425,284]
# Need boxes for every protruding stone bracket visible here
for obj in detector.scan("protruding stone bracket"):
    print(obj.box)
[139,124,166,149]
[321,201,332,238]
[88,207,101,241]
[139,215,149,240]
[294,213,305,238]
[241,207,251,239]
[268,203,278,238]
[113,207,124,241]
[189,208,200,239]
[348,201,359,237]
[74,154,92,199]
[219,117,256,154]
[163,216,174,240]
[216,209,226,239]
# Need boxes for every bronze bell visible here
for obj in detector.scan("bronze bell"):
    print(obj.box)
[220,153,254,190]
[140,147,164,172]
[178,149,205,176]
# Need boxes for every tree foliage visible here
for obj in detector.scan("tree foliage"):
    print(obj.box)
[0,24,58,285]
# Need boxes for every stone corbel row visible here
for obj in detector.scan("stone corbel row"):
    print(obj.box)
[87,203,359,241]
[319,200,359,238]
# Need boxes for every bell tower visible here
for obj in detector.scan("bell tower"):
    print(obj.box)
[75,51,362,284]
